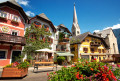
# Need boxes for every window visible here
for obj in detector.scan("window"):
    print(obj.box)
[77,31,79,34]
[90,48,94,53]
[0,51,6,59]
[13,16,18,22]
[86,39,89,42]
[0,11,7,18]
[83,48,88,53]
[56,35,58,39]
[102,49,105,53]
[98,49,101,53]
[58,28,61,31]
[12,31,18,36]
[34,21,41,25]
[44,25,47,29]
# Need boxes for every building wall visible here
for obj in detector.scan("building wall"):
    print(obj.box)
[70,44,78,62]
[0,45,22,66]
[0,6,25,66]
[107,31,119,54]
[26,19,56,51]
[0,6,25,36]
[70,36,107,62]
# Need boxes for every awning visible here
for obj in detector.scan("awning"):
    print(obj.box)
[56,52,74,56]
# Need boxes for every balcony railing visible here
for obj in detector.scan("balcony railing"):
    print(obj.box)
[90,42,101,46]
[0,33,26,46]
[58,39,69,45]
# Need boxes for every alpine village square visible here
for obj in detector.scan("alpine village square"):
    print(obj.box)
[0,0,120,81]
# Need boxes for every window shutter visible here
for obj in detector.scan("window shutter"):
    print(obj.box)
[18,17,21,23]
[11,14,14,20]
[8,14,11,20]
[6,13,9,19]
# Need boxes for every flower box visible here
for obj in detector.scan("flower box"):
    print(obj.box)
[1,67,28,78]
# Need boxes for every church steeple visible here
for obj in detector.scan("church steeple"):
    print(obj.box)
[72,3,81,36]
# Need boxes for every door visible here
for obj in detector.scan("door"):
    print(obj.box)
[12,51,21,63]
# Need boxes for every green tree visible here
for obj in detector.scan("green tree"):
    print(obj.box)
[23,23,52,60]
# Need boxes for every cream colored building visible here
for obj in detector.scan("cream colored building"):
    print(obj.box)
[94,28,119,59]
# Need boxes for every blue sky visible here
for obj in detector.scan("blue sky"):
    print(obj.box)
[1,0,120,33]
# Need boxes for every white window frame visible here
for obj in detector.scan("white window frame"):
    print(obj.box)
[11,30,19,36]
[13,16,19,22]
[0,49,8,60]
[0,11,7,18]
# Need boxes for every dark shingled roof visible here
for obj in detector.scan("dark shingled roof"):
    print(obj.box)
[57,24,72,35]
[70,32,109,48]
[8,0,21,7]
[38,13,50,21]
[58,24,67,28]
[94,28,112,38]
[70,32,92,43]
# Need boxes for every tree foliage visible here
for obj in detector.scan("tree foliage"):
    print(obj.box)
[23,23,52,59]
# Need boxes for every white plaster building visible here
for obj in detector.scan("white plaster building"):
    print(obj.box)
[94,28,119,59]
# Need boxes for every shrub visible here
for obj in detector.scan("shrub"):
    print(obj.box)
[4,61,30,69]
[57,56,65,65]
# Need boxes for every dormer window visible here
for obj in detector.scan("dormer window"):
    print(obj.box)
[0,11,7,18]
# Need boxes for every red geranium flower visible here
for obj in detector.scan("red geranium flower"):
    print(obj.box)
[90,68,94,71]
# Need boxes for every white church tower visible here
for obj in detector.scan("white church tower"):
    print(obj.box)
[72,3,81,36]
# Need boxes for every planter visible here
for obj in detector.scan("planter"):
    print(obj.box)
[1,67,28,78]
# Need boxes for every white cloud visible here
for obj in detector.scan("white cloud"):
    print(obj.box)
[15,0,29,6]
[0,0,9,3]
[93,30,100,32]
[25,11,35,17]
[103,24,120,30]
[94,24,120,32]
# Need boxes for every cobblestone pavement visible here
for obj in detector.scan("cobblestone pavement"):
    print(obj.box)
[0,67,62,81]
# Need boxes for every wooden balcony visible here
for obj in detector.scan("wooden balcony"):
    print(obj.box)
[58,39,69,45]
[0,33,26,46]
[90,42,101,46]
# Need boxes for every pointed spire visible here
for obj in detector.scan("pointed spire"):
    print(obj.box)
[73,3,78,24]
[72,3,81,36]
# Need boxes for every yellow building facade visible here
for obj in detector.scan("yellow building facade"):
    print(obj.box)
[70,32,109,62]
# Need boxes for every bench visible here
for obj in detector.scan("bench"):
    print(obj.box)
[33,62,57,72]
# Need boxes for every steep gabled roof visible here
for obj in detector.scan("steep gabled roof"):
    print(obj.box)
[29,13,56,32]
[8,0,21,7]
[70,32,109,48]
[70,32,91,43]
[58,24,72,35]
[38,13,50,21]
[94,28,112,38]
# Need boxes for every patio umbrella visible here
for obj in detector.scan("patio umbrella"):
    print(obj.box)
[36,48,55,61]
[36,48,55,53]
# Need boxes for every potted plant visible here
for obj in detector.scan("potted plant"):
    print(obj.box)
[57,56,65,65]
[1,61,30,78]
